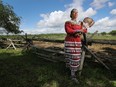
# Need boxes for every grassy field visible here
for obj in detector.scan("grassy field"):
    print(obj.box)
[36,33,116,40]
[92,35,116,40]
[0,33,116,40]
[0,48,116,87]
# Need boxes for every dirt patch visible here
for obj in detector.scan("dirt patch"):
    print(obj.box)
[88,44,116,57]
[34,41,64,49]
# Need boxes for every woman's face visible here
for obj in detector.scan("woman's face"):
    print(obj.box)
[71,11,78,20]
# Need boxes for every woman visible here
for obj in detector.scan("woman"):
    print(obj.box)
[64,8,88,82]
[64,8,95,82]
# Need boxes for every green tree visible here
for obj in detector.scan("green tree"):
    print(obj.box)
[0,0,21,34]
[101,32,106,35]
[109,30,116,36]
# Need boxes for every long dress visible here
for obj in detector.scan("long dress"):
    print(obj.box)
[64,20,87,72]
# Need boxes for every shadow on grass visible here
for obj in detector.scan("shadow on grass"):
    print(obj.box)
[94,47,116,75]
[0,48,116,87]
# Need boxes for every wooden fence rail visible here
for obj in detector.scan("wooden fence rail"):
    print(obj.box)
[37,38,116,45]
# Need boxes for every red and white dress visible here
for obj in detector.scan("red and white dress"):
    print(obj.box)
[64,20,87,71]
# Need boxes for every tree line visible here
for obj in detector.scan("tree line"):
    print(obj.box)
[101,30,116,36]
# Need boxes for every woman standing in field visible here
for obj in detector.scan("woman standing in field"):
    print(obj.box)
[64,8,94,82]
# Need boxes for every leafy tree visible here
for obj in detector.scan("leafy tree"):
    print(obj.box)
[109,30,116,36]
[0,0,21,34]
[101,32,106,35]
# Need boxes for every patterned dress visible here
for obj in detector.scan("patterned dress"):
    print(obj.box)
[64,20,87,72]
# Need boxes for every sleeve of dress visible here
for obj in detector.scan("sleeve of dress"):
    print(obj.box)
[65,21,76,34]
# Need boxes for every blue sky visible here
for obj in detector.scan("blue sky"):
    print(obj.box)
[2,0,116,34]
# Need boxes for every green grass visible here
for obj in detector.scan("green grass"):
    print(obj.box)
[92,35,116,40]
[37,34,116,40]
[0,33,116,40]
[37,33,66,40]
[0,49,116,87]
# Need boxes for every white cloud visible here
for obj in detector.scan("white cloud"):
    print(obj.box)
[91,17,116,32]
[22,0,115,34]
[90,0,108,10]
[22,27,65,34]
[0,27,7,34]
[110,9,116,15]
[36,0,96,34]
[108,2,115,7]
[37,10,66,28]
[84,8,96,17]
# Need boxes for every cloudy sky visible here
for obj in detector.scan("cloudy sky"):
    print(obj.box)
[2,0,116,34]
